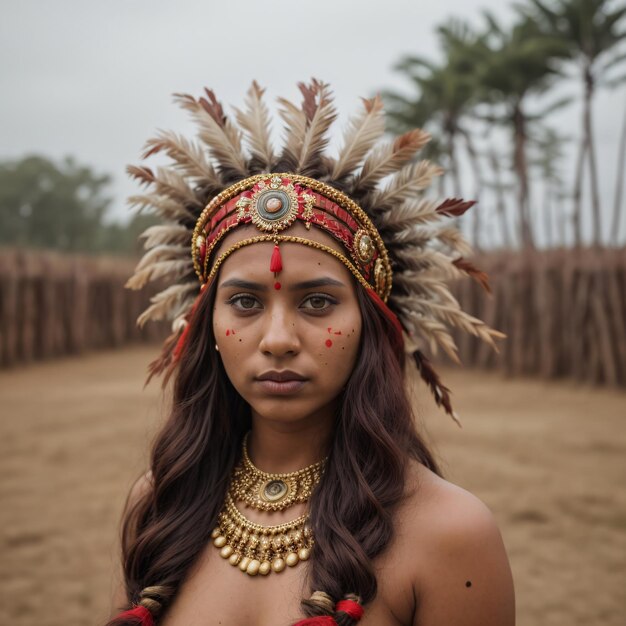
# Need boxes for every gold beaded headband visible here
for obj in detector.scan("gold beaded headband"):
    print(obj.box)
[192,173,393,301]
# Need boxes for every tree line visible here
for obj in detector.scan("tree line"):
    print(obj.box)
[0,155,155,255]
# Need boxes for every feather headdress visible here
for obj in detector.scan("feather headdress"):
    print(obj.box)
[127,79,505,422]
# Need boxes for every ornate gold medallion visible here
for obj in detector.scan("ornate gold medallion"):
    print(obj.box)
[353,229,375,264]
[229,432,327,512]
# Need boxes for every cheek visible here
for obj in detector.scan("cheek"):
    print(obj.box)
[312,319,361,383]
[213,306,248,356]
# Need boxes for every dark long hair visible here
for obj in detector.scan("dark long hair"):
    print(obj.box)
[106,276,441,626]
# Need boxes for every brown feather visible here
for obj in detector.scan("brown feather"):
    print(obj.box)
[452,257,492,294]
[331,94,385,180]
[295,79,337,175]
[141,130,221,185]
[435,198,476,218]
[412,350,461,425]
[354,128,431,193]
[371,160,443,209]
[233,81,275,169]
[173,91,248,177]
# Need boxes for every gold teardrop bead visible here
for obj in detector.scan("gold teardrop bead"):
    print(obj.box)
[246,560,261,576]
[259,561,271,576]
[285,552,299,567]
[298,547,311,561]
[213,536,227,548]
[239,556,251,571]
[228,553,241,566]
[220,546,233,559]
[272,558,286,573]
[211,528,221,539]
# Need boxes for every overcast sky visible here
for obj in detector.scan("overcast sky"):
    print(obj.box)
[1,0,624,244]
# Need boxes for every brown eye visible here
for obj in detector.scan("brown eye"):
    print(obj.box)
[238,296,257,309]
[309,296,328,309]
[301,294,337,312]
[227,294,261,311]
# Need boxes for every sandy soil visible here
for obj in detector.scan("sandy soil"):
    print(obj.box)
[0,346,624,626]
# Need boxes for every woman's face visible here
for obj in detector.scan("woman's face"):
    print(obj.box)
[212,222,362,425]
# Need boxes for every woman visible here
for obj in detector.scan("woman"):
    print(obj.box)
[108,80,514,626]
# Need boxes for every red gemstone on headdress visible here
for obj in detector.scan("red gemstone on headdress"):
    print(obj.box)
[270,244,283,273]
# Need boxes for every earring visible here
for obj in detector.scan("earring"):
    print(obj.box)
[215,344,220,352]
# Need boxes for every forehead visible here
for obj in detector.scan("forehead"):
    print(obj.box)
[214,222,355,286]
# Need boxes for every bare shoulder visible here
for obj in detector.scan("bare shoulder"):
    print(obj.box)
[396,460,515,626]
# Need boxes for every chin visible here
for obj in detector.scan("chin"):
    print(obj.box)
[247,395,334,425]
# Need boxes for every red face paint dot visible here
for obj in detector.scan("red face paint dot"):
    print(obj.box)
[334,331,342,335]
[226,330,230,336]
[325,339,333,348]
[327,327,332,333]
[231,329,236,335]
[274,281,281,290]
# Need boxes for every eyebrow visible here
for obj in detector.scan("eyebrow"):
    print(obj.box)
[219,277,346,291]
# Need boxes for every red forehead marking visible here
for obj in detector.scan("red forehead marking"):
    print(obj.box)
[274,282,282,290]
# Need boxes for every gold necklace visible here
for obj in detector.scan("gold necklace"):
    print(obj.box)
[211,432,327,576]
[211,492,313,576]
[229,432,327,512]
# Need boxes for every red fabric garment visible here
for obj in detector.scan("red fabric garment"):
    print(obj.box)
[336,599,364,620]
[116,605,154,626]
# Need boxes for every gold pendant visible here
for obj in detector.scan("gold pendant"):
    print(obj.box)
[229,432,327,512]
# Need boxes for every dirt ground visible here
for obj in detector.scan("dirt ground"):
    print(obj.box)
[0,345,624,626]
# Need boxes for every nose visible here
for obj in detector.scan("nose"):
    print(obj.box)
[258,305,301,357]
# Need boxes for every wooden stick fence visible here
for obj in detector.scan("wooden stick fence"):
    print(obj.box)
[451,247,626,387]
[0,248,167,367]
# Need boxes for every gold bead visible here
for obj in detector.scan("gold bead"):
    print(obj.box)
[213,536,227,548]
[228,553,241,566]
[272,558,286,573]
[285,552,299,567]
[211,528,220,539]
[246,560,261,576]
[259,561,271,576]
[220,545,233,559]
[239,556,251,571]
[298,547,311,561]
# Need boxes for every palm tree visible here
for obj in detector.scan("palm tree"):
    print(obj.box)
[522,0,626,246]
[473,12,570,249]
[613,93,626,244]
[384,20,485,199]
[529,127,570,246]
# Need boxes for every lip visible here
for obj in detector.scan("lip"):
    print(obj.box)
[254,370,309,395]
[255,379,308,395]
[255,370,308,382]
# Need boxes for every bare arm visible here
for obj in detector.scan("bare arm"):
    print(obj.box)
[412,485,515,626]
[109,471,153,619]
